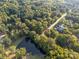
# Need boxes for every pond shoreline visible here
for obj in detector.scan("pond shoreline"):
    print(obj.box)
[17,37,46,58]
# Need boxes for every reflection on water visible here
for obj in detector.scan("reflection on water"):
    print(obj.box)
[17,39,44,57]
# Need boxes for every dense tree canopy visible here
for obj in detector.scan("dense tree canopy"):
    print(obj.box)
[0,0,79,59]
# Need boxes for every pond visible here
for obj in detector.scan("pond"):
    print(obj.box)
[17,39,45,58]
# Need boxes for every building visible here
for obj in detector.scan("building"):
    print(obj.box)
[55,24,65,32]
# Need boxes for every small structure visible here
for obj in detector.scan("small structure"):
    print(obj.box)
[55,24,65,32]
[0,32,5,43]
[0,32,5,37]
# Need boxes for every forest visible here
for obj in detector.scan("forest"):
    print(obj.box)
[0,0,79,59]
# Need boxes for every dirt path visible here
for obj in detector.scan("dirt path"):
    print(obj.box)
[42,13,67,35]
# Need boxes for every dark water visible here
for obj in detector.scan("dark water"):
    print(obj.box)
[17,0,79,58]
[17,39,44,57]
